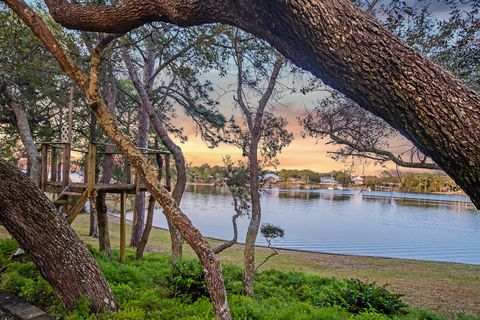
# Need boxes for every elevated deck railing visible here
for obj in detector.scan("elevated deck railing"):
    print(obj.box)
[40,141,171,194]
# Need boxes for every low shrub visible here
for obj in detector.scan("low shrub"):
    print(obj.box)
[326,278,407,315]
[0,240,466,320]
[166,259,208,302]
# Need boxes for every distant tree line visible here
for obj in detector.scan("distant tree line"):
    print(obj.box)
[187,165,460,194]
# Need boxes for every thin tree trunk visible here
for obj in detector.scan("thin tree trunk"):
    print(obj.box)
[243,138,260,296]
[96,64,118,255]
[131,190,146,246]
[0,157,117,312]
[131,104,149,246]
[89,195,99,237]
[213,200,241,254]
[43,0,480,209]
[136,195,156,259]
[6,3,231,318]
[96,191,111,255]
[130,105,149,247]
[235,54,282,296]
[121,47,185,262]
[4,89,40,186]
[88,114,99,237]
[130,44,150,248]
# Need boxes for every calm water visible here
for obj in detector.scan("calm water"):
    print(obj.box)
[135,185,480,265]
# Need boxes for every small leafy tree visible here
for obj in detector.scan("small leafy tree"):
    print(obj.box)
[213,156,250,254]
[255,223,285,271]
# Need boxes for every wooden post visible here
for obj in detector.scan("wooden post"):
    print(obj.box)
[156,153,163,181]
[126,160,131,184]
[67,86,74,143]
[62,143,71,188]
[50,147,57,183]
[165,154,171,192]
[119,191,126,263]
[86,143,96,191]
[40,144,48,191]
[154,139,163,181]
[134,171,141,194]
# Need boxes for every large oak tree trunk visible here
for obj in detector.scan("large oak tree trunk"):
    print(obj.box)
[43,0,480,209]
[4,2,231,318]
[0,157,117,312]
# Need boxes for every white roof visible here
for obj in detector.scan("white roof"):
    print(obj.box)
[262,173,280,180]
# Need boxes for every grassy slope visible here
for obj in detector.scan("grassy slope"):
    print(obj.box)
[1,213,479,318]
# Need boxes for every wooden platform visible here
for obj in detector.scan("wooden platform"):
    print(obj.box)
[39,140,170,263]
[45,182,151,194]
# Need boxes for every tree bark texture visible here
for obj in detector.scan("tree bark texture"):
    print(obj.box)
[4,89,41,186]
[4,2,231,318]
[89,192,99,237]
[0,158,117,312]
[213,199,242,254]
[243,138,260,296]
[135,195,156,259]
[96,191,111,255]
[43,0,480,208]
[131,190,146,246]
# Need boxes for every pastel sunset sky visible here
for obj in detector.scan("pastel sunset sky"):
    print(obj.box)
[171,71,410,176]
[166,0,459,175]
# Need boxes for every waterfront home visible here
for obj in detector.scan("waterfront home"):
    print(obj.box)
[320,176,338,184]
[262,173,281,183]
[352,176,364,185]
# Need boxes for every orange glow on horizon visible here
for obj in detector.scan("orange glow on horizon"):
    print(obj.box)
[177,134,396,175]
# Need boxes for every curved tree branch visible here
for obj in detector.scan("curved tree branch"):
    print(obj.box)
[41,0,480,208]
[327,134,440,170]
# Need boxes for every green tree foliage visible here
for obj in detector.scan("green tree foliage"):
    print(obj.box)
[398,173,458,193]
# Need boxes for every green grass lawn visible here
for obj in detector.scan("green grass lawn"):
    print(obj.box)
[0,238,468,320]
[0,213,479,319]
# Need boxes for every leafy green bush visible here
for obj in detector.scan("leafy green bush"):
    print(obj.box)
[167,259,208,302]
[326,278,407,315]
[0,239,17,263]
[0,240,461,320]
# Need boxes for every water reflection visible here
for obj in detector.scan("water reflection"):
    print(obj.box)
[362,195,394,206]
[393,198,476,211]
[277,190,321,200]
[147,185,480,264]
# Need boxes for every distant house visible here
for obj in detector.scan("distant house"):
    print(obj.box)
[352,176,364,185]
[320,176,338,185]
[262,173,281,183]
